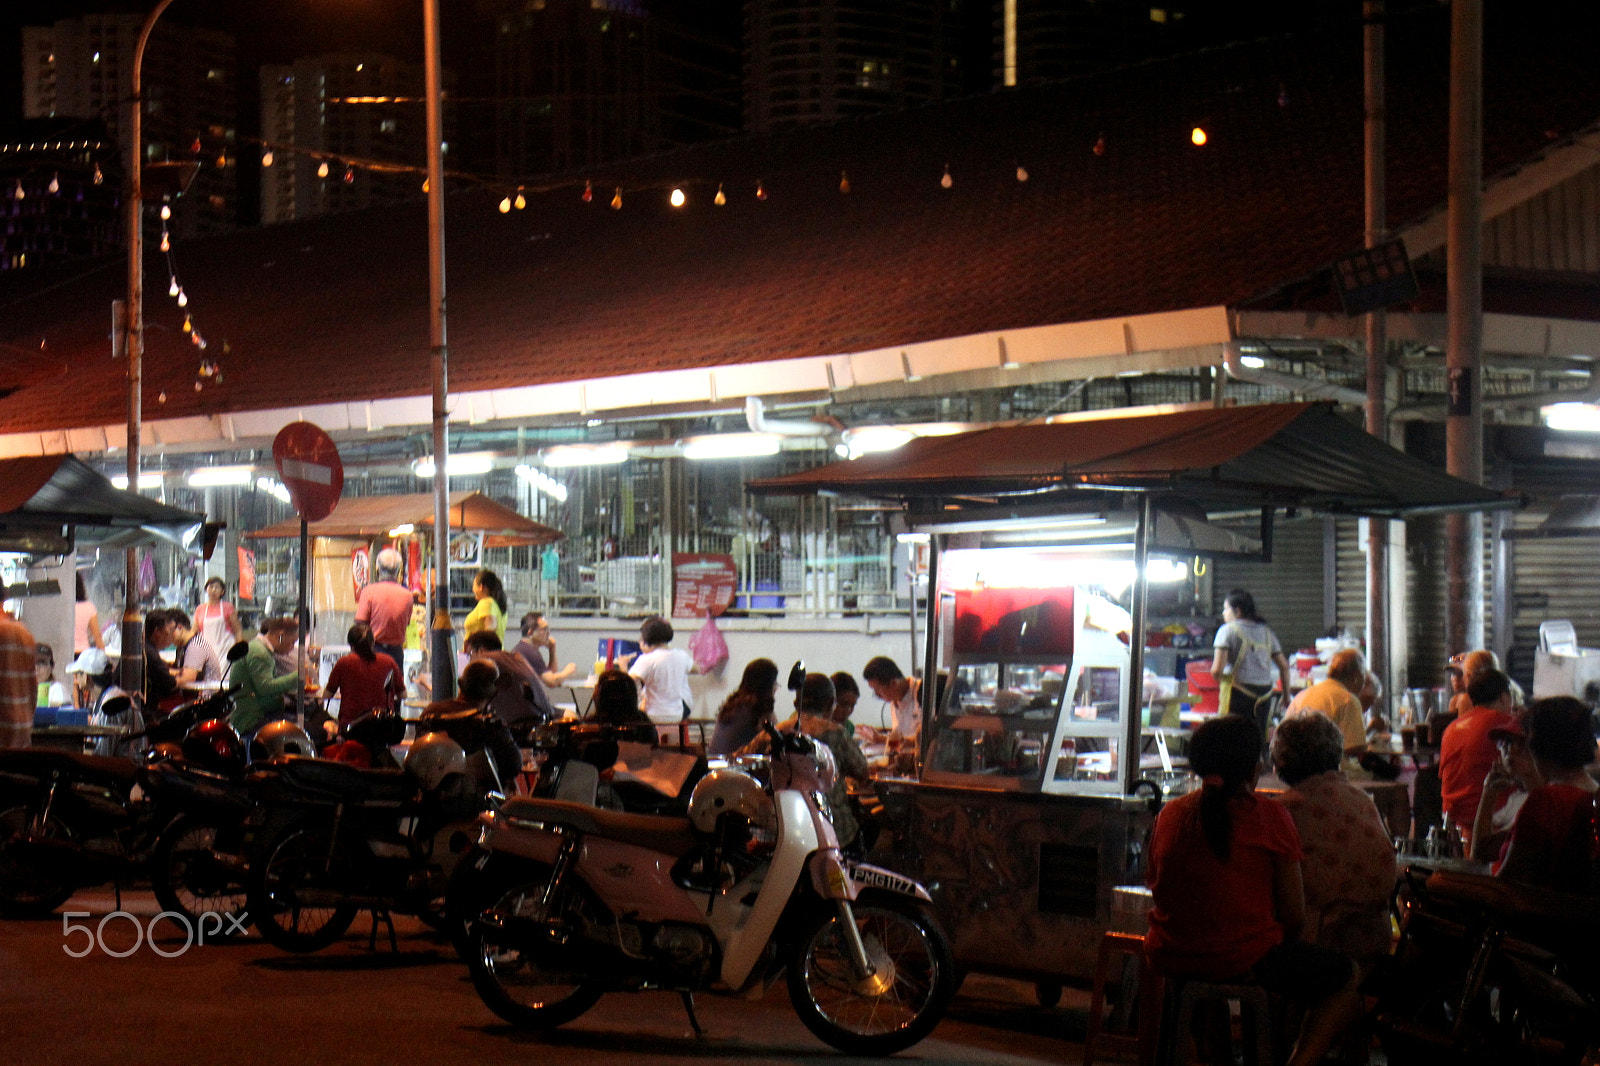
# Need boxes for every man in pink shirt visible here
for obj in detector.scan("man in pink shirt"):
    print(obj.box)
[1440,668,1516,850]
[354,548,415,665]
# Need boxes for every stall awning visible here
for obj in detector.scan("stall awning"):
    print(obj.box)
[0,454,205,552]
[246,491,562,547]
[748,403,1517,518]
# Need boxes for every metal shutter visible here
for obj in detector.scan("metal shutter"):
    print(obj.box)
[1211,517,1327,654]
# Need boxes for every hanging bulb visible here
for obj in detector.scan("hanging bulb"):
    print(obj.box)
[940,165,953,189]
[839,171,850,194]
[191,331,202,347]
[317,161,330,178]
[158,391,167,404]
[160,203,171,220]
[182,314,192,333]
[499,196,512,213]
[713,183,726,206]
[1016,164,1029,182]
[1278,83,1290,109]
[1093,133,1107,156]
[421,177,429,193]
[195,380,203,392]
[190,136,202,155]
[48,173,59,194]
[669,187,685,208]
[514,189,526,210]
[610,186,622,210]
[215,153,226,169]
[92,163,103,185]
[12,179,23,201]
[755,180,766,201]
[168,278,180,297]
[159,231,169,252]
[1190,125,1208,147]
[261,150,274,167]
[343,166,354,184]
[196,335,207,350]
[177,289,188,307]
[582,179,593,203]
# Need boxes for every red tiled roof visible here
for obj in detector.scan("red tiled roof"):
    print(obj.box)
[0,7,1596,436]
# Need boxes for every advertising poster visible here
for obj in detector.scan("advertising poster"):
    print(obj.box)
[237,546,256,601]
[671,553,737,618]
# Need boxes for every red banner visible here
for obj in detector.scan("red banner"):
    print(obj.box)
[237,546,256,601]
[671,553,737,618]
[406,539,422,591]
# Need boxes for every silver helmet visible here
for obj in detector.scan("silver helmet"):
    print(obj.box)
[404,731,467,790]
[248,720,317,763]
[687,765,774,835]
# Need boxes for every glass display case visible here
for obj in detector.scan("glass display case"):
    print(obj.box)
[924,548,1132,795]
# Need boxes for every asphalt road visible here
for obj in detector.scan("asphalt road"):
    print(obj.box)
[0,889,1093,1066]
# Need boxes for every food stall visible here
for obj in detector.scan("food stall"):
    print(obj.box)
[750,402,1515,988]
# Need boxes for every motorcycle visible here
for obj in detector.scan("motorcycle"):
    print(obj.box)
[1374,863,1600,1065]
[242,726,504,952]
[454,722,955,1055]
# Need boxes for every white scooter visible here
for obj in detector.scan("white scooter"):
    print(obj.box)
[455,722,954,1055]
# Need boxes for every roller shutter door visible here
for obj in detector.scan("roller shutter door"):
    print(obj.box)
[1210,518,1327,655]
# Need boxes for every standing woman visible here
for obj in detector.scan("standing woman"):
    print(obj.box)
[194,576,242,658]
[463,568,508,645]
[1211,589,1291,743]
[73,574,104,655]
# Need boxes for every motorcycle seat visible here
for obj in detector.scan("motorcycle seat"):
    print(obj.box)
[0,748,141,788]
[1427,870,1600,930]
[500,796,700,856]
[275,757,417,803]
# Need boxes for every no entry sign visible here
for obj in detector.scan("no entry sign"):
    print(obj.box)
[272,421,344,522]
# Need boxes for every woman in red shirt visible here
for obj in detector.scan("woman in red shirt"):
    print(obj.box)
[322,622,403,729]
[1146,715,1361,1066]
[1499,696,1598,892]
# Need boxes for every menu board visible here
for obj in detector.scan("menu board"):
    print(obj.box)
[672,553,737,618]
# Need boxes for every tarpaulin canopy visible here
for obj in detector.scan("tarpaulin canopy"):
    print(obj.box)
[0,454,205,552]
[246,491,562,547]
[748,403,1517,519]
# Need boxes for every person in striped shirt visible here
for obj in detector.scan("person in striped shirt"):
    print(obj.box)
[0,607,38,749]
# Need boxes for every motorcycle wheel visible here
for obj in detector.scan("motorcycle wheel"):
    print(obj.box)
[246,822,359,953]
[786,896,956,1056]
[0,804,77,918]
[465,863,606,1029]
[150,815,250,936]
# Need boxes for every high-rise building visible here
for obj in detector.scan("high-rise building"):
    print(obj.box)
[742,0,967,133]
[20,14,236,239]
[259,54,428,224]
[464,0,740,178]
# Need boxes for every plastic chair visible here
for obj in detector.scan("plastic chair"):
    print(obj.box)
[1156,977,1273,1066]
[1085,931,1160,1066]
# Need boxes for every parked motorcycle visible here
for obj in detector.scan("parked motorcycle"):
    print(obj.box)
[1374,863,1600,1065]
[455,722,955,1055]
[242,728,504,952]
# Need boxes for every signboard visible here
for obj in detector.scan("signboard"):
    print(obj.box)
[1332,239,1419,317]
[237,546,256,601]
[271,421,344,522]
[449,530,484,568]
[672,553,737,618]
[351,545,370,599]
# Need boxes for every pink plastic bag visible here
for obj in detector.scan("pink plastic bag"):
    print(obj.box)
[688,612,729,676]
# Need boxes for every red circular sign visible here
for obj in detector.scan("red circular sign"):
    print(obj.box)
[272,421,344,522]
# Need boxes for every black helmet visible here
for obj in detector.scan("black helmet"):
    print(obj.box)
[348,709,406,750]
[181,719,246,776]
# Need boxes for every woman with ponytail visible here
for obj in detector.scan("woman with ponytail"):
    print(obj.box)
[1145,715,1361,1066]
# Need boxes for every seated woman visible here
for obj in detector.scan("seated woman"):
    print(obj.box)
[708,658,779,756]
[1469,713,1542,866]
[1271,712,1397,972]
[587,669,657,745]
[1498,696,1598,893]
[1146,715,1361,1066]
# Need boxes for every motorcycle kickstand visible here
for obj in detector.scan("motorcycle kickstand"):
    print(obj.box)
[678,991,704,1039]
[367,908,398,952]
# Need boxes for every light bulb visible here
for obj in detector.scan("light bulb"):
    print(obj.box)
[582,179,593,203]
[13,179,23,200]
[1016,165,1029,182]
[317,161,329,178]
[160,204,171,220]
[421,177,429,193]
[182,315,192,333]
[168,278,179,297]
[755,181,766,201]
[48,173,59,194]
[215,153,226,168]
[159,232,169,252]
[343,167,354,184]
[177,289,188,307]
[669,187,685,208]
[499,196,512,213]
[714,183,726,206]
[93,164,103,185]
[514,191,526,210]
[1191,126,1208,147]
[610,187,622,210]
[261,150,274,167]
[940,165,953,189]
[839,171,850,194]
[1093,134,1107,156]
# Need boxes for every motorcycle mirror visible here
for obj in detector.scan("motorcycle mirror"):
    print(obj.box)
[100,694,133,717]
[786,661,806,692]
[225,640,250,663]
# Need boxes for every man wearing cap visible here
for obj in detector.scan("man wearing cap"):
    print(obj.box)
[1440,668,1517,851]
[0,606,36,749]
[355,548,414,666]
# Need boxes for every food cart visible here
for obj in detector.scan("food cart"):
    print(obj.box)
[750,402,1515,989]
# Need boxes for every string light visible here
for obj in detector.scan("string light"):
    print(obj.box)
[669,187,685,207]
[421,177,429,192]
[1093,133,1107,156]
[160,203,171,220]
[1190,125,1208,147]
[92,164,103,185]
[610,186,622,210]
[261,150,274,167]
[182,315,192,333]
[839,171,850,194]
[12,179,23,201]
[215,153,226,168]
[168,278,179,297]
[160,231,169,252]
[47,173,59,194]
[940,165,953,189]
[582,179,593,203]
[158,391,167,404]
[177,289,188,307]
[514,189,526,210]
[714,183,726,206]
[343,166,354,184]
[190,137,202,154]
[1278,83,1290,109]
[317,161,330,178]
[755,180,766,201]
[499,195,512,213]
[1016,164,1029,182]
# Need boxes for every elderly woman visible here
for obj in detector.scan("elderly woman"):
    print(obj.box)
[1271,712,1397,971]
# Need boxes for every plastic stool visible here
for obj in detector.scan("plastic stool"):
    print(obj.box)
[1085,931,1160,1066]
[1156,977,1273,1066]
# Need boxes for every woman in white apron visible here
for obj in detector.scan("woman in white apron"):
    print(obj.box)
[1211,589,1292,747]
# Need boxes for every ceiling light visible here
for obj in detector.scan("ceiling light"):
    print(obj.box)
[514,463,570,502]
[681,433,781,460]
[542,443,630,467]
[110,473,164,490]
[412,452,495,477]
[1543,402,1600,433]
[255,476,291,503]
[841,425,914,458]
[187,466,253,487]
[388,523,415,537]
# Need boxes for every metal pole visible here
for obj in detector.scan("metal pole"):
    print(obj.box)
[424,0,455,700]
[1445,0,1485,655]
[917,534,941,777]
[122,0,178,697]
[1363,0,1390,709]
[1124,495,1152,792]
[295,516,308,720]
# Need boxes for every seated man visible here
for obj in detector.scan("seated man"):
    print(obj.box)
[1440,668,1517,851]
[419,659,522,790]
[1284,649,1368,759]
[463,630,550,730]
[230,616,306,736]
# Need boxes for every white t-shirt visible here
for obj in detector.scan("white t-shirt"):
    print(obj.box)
[880,677,921,739]
[1213,620,1282,689]
[629,647,693,725]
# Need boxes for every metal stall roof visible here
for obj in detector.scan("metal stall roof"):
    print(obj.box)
[246,491,562,548]
[0,454,205,552]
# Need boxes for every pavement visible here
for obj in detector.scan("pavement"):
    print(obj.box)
[0,889,1094,1066]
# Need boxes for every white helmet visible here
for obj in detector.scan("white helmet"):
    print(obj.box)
[405,731,467,789]
[248,720,317,763]
[687,766,774,835]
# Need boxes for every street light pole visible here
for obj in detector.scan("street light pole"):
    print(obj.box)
[424,0,455,699]
[122,0,179,695]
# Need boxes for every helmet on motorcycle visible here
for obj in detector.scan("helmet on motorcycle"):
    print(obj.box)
[181,719,246,776]
[248,720,317,763]
[687,766,774,835]
[347,709,406,750]
[149,741,184,763]
[405,731,467,789]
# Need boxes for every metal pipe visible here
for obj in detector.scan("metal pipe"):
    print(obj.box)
[424,0,455,699]
[1222,343,1366,406]
[1445,0,1485,653]
[1364,0,1390,708]
[1124,495,1151,792]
